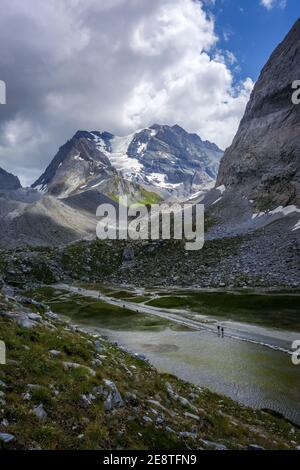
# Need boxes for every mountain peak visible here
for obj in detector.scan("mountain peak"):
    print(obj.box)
[32,124,223,198]
[0,166,22,190]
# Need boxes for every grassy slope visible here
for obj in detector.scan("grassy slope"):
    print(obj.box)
[0,291,299,450]
[25,287,190,332]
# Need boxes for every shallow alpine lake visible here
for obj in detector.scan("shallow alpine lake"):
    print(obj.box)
[27,285,300,425]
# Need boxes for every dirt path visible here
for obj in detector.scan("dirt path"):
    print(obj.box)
[55,283,296,355]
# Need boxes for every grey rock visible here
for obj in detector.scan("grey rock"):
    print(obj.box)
[248,444,265,451]
[143,415,153,423]
[156,417,165,425]
[0,311,40,329]
[81,393,96,407]
[179,432,197,439]
[177,396,198,412]
[103,379,124,411]
[3,285,14,297]
[92,358,102,367]
[201,439,228,451]
[127,416,136,422]
[0,432,15,443]
[125,392,138,404]
[31,404,47,421]
[27,313,42,322]
[123,245,135,262]
[18,317,38,329]
[27,384,45,390]
[166,382,198,412]
[94,340,104,353]
[49,350,61,357]
[184,412,201,422]
[134,353,147,361]
[63,362,96,376]
[45,311,59,320]
[165,426,176,434]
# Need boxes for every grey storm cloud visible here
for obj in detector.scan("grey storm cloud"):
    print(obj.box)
[0,0,253,186]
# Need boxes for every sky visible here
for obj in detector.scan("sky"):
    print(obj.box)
[0,0,299,186]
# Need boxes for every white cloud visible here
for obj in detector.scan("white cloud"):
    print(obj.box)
[0,0,253,186]
[260,0,287,10]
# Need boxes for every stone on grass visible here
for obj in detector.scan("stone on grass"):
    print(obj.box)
[81,394,96,407]
[0,433,15,443]
[63,362,96,376]
[31,404,47,421]
[179,432,197,439]
[201,439,228,450]
[103,380,124,411]
[184,412,201,422]
[27,313,42,322]
[94,340,104,353]
[49,350,61,357]
[165,426,176,434]
[143,415,153,423]
[248,444,265,451]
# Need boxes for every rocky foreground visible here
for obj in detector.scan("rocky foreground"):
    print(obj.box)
[0,286,299,450]
[0,230,299,289]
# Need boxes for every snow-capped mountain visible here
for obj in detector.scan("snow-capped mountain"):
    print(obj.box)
[32,124,223,198]
[32,131,116,198]
[91,124,223,195]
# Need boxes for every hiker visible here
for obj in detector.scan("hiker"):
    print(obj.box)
[221,327,224,337]
[217,325,220,335]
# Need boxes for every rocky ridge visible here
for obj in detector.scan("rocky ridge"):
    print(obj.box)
[0,167,21,191]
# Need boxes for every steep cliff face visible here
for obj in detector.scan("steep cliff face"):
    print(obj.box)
[217,18,300,210]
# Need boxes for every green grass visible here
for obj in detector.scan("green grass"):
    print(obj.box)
[25,287,188,332]
[137,189,162,205]
[147,291,300,331]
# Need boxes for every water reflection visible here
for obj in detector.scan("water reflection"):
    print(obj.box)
[99,328,300,425]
